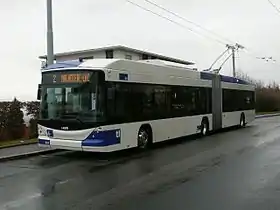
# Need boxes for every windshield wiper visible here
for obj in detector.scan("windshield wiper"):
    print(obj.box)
[61,113,76,117]
[61,113,85,124]
[75,115,85,124]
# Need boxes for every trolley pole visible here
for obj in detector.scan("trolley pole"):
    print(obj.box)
[47,0,54,66]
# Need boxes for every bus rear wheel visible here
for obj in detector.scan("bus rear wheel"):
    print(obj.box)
[240,113,246,128]
[137,126,151,149]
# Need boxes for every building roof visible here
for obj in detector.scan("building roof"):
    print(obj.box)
[39,45,194,66]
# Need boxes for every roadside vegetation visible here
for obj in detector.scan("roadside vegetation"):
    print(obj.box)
[236,71,280,113]
[0,99,39,145]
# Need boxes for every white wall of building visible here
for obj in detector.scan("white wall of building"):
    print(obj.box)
[55,50,144,62]
[113,50,142,60]
[56,51,106,62]
[54,49,149,63]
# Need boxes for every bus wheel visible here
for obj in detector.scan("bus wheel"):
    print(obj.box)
[137,126,151,149]
[200,118,209,136]
[240,113,246,128]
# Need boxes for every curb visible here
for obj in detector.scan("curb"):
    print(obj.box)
[0,149,60,162]
[255,113,280,119]
[0,141,37,150]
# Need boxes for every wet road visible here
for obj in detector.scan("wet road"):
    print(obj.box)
[1,116,280,210]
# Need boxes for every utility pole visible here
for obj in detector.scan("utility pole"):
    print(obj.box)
[47,0,54,66]
[226,45,236,77]
[226,44,244,77]
[231,47,236,77]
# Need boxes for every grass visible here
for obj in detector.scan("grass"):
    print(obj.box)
[0,138,38,149]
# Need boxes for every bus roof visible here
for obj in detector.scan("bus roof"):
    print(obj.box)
[42,59,253,86]
[42,59,196,72]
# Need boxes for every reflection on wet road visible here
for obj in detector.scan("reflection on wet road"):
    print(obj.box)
[1,116,280,210]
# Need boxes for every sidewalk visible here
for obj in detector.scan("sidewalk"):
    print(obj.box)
[255,113,280,119]
[0,143,56,162]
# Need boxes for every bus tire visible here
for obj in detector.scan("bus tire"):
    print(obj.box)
[137,125,152,149]
[200,118,209,136]
[240,113,246,128]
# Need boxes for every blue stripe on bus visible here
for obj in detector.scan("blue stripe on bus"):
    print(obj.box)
[200,72,251,85]
[82,129,121,147]
[200,72,213,80]
[38,139,50,145]
[220,75,250,85]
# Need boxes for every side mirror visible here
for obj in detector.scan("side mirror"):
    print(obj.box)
[37,84,42,100]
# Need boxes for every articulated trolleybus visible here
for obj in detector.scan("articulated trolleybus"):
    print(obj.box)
[37,59,255,152]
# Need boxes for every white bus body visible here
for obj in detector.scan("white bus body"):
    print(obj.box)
[37,59,255,152]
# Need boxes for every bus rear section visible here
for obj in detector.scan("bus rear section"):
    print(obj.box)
[209,73,256,131]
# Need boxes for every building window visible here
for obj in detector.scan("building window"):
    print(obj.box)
[142,54,149,60]
[125,55,132,60]
[106,50,114,59]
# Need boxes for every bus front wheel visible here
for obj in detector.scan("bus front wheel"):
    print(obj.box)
[137,126,152,149]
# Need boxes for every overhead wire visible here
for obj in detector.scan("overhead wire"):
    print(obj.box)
[126,0,227,46]
[241,49,280,67]
[126,0,280,66]
[143,0,280,66]
[267,0,280,15]
[142,0,236,45]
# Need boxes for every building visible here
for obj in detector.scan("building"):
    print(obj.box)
[39,45,194,67]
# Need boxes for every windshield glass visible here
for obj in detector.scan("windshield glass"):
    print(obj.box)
[40,70,106,123]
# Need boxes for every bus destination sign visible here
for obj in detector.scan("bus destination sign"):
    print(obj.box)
[60,73,90,83]
[42,71,91,84]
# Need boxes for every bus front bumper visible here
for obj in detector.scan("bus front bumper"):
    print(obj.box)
[38,138,119,152]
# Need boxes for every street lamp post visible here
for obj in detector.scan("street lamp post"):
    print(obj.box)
[47,0,54,66]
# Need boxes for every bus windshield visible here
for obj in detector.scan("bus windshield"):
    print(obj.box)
[40,70,106,123]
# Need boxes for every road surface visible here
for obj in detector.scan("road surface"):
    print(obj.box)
[1,116,280,210]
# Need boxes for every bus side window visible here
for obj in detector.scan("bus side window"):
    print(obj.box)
[129,84,146,121]
[106,84,117,122]
[113,83,131,122]
[153,86,168,118]
[170,86,188,117]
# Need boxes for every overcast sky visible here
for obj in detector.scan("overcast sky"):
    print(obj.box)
[1,0,280,101]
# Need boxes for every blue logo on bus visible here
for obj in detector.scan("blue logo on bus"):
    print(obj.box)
[46,129,54,138]
[119,73,128,81]
[82,129,121,147]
